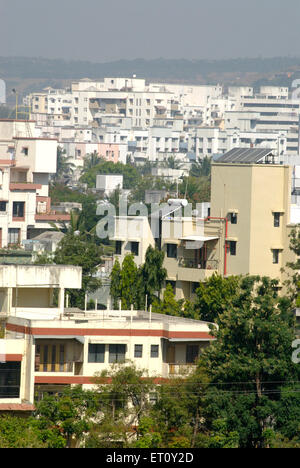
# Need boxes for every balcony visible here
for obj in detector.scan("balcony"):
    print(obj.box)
[176,257,219,282]
[168,364,196,376]
[178,257,219,270]
[0,159,16,167]
[10,182,42,191]
[35,211,71,222]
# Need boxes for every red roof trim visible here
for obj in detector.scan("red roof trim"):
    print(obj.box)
[0,354,23,362]
[6,323,213,340]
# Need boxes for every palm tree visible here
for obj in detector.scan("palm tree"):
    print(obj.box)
[55,146,76,184]
[49,208,95,237]
[83,151,102,171]
[190,156,211,177]
[162,156,185,170]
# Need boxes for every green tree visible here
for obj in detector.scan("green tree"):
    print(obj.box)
[88,363,155,448]
[119,254,140,309]
[141,246,167,305]
[152,283,184,316]
[80,161,141,189]
[0,415,46,448]
[53,233,102,308]
[83,151,102,171]
[190,156,211,178]
[200,275,299,448]
[178,176,211,205]
[34,386,99,448]
[192,273,241,323]
[151,365,210,448]
[55,146,75,184]
[110,258,122,309]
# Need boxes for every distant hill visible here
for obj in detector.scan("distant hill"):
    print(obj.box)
[1,56,300,81]
[2,56,300,104]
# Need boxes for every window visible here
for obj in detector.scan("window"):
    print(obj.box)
[229,241,236,256]
[0,362,21,398]
[115,241,122,255]
[88,344,105,363]
[8,228,20,245]
[191,282,199,294]
[35,343,66,373]
[13,201,25,219]
[273,212,281,227]
[167,243,177,259]
[0,201,6,212]
[272,249,280,264]
[230,213,238,224]
[134,344,143,358]
[186,345,199,364]
[109,344,126,363]
[131,242,139,256]
[22,147,29,156]
[150,345,159,358]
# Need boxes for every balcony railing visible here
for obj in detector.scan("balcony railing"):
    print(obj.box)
[178,257,219,270]
[168,364,197,376]
[35,362,74,373]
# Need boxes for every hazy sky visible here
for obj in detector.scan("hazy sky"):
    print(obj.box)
[0,0,299,62]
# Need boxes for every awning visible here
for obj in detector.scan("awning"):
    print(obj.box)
[164,239,181,245]
[168,337,213,342]
[33,336,85,344]
[180,235,219,242]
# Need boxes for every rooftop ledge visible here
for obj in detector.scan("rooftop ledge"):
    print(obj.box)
[35,213,71,221]
[10,183,42,191]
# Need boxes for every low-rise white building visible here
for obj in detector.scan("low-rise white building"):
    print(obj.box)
[0,119,71,247]
[0,263,215,410]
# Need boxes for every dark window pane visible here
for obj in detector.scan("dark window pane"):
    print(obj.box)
[273,250,279,264]
[131,242,139,256]
[109,344,126,363]
[88,344,105,363]
[274,213,280,227]
[151,345,159,358]
[51,345,56,372]
[59,345,65,372]
[230,213,237,224]
[13,202,25,218]
[167,243,177,258]
[186,345,199,363]
[134,344,143,358]
[229,241,236,256]
[0,362,21,398]
[115,241,122,255]
[43,345,48,372]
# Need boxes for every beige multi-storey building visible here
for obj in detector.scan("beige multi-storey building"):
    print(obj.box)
[112,148,300,300]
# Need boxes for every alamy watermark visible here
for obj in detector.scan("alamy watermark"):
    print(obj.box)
[95,199,206,244]
[0,79,6,104]
[292,339,300,364]
[0,339,6,362]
